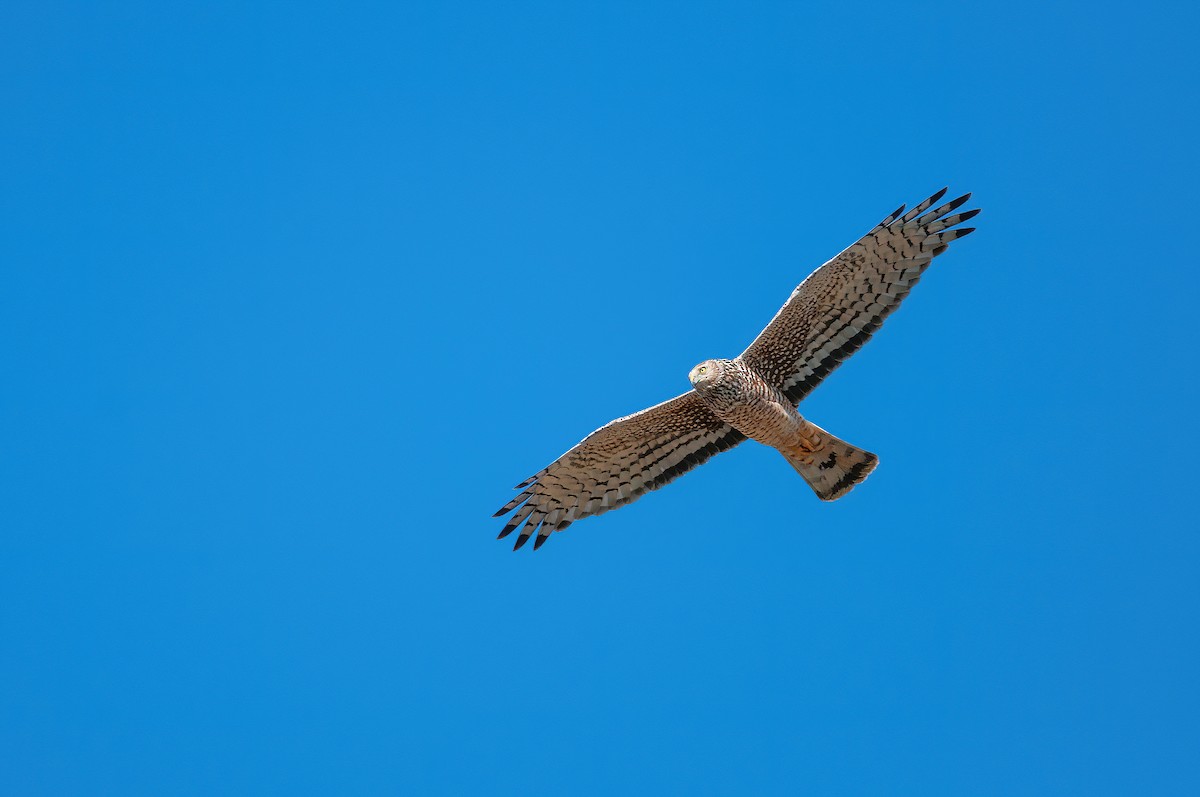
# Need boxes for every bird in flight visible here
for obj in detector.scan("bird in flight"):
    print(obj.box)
[494,188,979,551]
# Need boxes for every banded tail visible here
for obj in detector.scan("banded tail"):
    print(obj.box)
[780,421,878,501]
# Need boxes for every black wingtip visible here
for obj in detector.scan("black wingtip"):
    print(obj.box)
[513,533,532,551]
[957,208,981,222]
[532,534,549,551]
[513,474,539,489]
[929,186,949,204]
[943,193,972,214]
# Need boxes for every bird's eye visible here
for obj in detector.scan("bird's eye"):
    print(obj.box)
[698,366,707,375]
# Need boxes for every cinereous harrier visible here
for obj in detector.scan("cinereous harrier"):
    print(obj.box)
[495,189,978,551]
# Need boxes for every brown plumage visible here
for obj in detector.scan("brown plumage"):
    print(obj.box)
[495,189,979,551]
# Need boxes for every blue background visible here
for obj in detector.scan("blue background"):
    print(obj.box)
[3,2,1198,794]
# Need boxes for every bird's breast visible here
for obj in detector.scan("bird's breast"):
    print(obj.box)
[699,367,800,448]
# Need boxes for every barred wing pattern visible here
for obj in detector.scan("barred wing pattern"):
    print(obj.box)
[740,188,978,405]
[493,392,745,550]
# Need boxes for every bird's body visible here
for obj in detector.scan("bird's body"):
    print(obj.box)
[689,358,804,450]
[687,357,879,501]
[495,188,979,550]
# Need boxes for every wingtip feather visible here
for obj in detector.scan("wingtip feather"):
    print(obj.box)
[877,204,905,228]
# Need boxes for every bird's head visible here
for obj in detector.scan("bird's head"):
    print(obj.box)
[688,359,726,390]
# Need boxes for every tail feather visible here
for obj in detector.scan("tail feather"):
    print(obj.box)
[781,422,878,501]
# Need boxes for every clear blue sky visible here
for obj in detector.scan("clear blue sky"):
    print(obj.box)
[3,2,1198,794]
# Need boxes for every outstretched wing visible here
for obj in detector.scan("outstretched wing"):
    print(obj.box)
[493,392,745,551]
[740,188,979,405]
